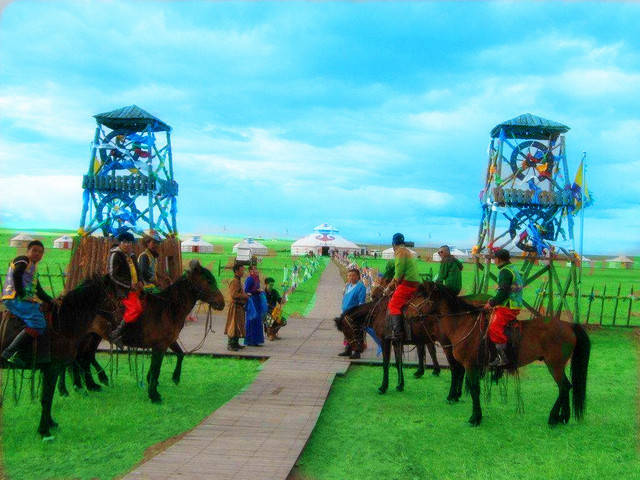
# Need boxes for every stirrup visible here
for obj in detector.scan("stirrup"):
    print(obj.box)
[5,352,27,368]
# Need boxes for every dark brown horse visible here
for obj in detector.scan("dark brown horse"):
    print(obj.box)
[1,275,114,438]
[334,294,443,394]
[87,260,225,403]
[405,281,590,426]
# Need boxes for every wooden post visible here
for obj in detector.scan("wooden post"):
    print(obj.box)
[599,284,606,325]
[626,285,634,327]
[612,283,622,326]
[585,285,595,324]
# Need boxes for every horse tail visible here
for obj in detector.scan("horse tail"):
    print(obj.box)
[570,323,590,421]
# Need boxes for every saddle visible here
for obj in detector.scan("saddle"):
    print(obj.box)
[0,311,51,366]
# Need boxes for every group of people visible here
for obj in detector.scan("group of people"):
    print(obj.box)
[337,233,523,368]
[224,263,287,351]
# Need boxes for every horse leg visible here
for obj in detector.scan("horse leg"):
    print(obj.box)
[88,333,109,385]
[57,365,69,397]
[92,356,109,386]
[83,355,102,392]
[38,363,59,439]
[147,349,165,403]
[447,356,464,404]
[546,361,572,426]
[414,343,425,378]
[393,340,404,392]
[72,362,83,390]
[427,341,441,376]
[466,366,482,426]
[169,342,184,385]
[378,339,391,394]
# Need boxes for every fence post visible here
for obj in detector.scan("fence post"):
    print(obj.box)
[585,285,594,324]
[599,284,606,325]
[45,264,56,297]
[612,283,622,326]
[627,285,634,327]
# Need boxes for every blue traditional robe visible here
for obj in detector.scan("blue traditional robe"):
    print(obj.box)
[244,275,265,346]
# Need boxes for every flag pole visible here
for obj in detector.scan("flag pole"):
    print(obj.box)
[578,152,586,322]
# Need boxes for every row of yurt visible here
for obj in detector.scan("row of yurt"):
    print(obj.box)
[291,223,360,256]
[432,248,471,262]
[180,235,214,253]
[232,238,268,256]
[382,247,417,259]
[10,233,74,249]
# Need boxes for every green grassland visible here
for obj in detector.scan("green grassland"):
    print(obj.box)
[294,328,639,480]
[352,256,640,326]
[1,355,260,480]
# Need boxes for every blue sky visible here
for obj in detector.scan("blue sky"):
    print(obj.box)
[1,1,639,254]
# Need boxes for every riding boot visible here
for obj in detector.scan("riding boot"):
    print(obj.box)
[227,337,240,351]
[109,320,126,350]
[338,345,352,357]
[349,351,361,359]
[1,329,33,368]
[488,343,508,368]
[389,315,404,342]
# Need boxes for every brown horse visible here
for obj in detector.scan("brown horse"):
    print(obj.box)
[88,260,225,403]
[405,281,591,426]
[1,275,115,438]
[334,293,443,394]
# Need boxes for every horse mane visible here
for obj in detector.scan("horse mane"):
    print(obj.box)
[419,281,480,314]
[334,301,376,332]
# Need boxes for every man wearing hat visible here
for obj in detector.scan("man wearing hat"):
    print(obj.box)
[384,233,419,342]
[483,248,524,367]
[435,245,463,296]
[338,263,367,359]
[108,231,143,348]
[138,230,168,292]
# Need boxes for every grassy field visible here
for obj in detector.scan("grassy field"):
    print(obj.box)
[0,229,328,319]
[1,355,260,480]
[293,328,639,480]
[352,256,640,326]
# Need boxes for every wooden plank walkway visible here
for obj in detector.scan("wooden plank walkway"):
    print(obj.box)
[124,261,446,479]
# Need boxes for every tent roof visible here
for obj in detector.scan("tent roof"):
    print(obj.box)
[94,105,171,132]
[606,255,633,263]
[54,235,73,241]
[382,247,416,258]
[11,233,34,241]
[181,236,213,246]
[313,223,339,233]
[490,113,570,139]
[292,233,359,249]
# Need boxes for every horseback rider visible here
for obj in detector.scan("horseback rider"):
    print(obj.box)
[435,245,463,296]
[384,233,420,342]
[137,230,168,293]
[108,232,143,348]
[483,248,524,367]
[1,240,53,367]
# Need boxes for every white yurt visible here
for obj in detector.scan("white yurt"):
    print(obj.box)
[291,223,360,256]
[9,233,34,248]
[432,248,470,262]
[382,247,417,259]
[181,235,214,253]
[53,235,74,249]
[233,238,268,257]
[606,255,633,269]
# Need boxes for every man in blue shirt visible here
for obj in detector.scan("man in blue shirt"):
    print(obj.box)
[339,264,367,359]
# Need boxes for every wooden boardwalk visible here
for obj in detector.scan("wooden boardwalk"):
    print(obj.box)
[124,261,446,480]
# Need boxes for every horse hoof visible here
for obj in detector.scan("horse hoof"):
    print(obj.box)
[172,376,180,386]
[447,398,459,404]
[432,369,441,377]
[49,419,59,429]
[41,434,55,442]
[98,375,109,386]
[413,371,424,378]
[150,395,162,404]
[396,385,404,392]
[468,416,481,427]
[87,384,102,392]
[58,390,69,397]
[378,387,387,395]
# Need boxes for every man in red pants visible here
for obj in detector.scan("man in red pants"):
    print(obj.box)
[484,249,524,367]
[384,233,420,342]
[108,232,143,348]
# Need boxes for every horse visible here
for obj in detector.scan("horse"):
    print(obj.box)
[57,332,109,396]
[404,281,591,426]
[334,294,444,394]
[81,260,225,403]
[0,275,114,438]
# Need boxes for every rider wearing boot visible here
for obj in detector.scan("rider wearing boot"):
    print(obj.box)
[138,230,168,293]
[1,240,52,367]
[435,245,463,296]
[484,248,524,368]
[384,233,420,342]
[108,232,143,349]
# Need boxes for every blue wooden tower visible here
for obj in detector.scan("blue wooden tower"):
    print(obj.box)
[79,105,178,238]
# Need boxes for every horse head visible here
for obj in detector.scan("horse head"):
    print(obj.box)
[403,281,439,323]
[186,260,225,310]
[334,304,369,353]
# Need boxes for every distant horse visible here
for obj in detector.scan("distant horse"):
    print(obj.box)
[405,281,590,426]
[334,294,443,394]
[85,260,225,403]
[1,276,113,438]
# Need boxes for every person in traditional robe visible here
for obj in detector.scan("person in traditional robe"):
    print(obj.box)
[243,264,265,346]
[225,263,248,351]
[1,240,52,367]
[138,231,169,293]
[338,264,367,359]
[435,245,463,296]
[263,277,286,340]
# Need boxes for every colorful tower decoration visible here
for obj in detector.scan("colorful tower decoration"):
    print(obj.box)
[473,113,583,320]
[79,105,178,238]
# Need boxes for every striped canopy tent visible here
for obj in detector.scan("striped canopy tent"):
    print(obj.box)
[9,233,34,248]
[53,235,74,249]
[181,235,214,253]
[382,247,417,260]
[291,224,360,256]
[233,238,268,257]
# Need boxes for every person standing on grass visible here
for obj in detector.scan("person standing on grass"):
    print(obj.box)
[244,264,265,347]
[338,264,367,359]
[435,245,463,296]
[225,263,248,351]
[1,240,53,367]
